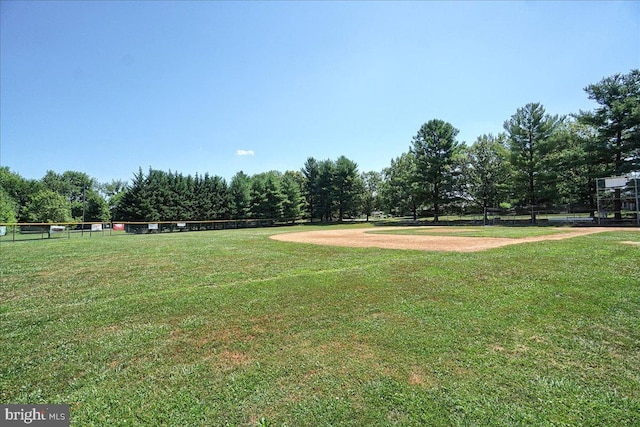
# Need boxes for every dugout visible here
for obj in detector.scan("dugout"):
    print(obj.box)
[596,174,640,225]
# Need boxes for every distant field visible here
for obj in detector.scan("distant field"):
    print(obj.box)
[1,225,639,426]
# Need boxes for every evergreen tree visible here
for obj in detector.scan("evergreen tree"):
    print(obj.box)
[316,160,335,222]
[118,168,156,221]
[578,69,640,219]
[209,175,228,220]
[381,152,421,220]
[504,103,561,220]
[547,120,603,211]
[281,171,303,222]
[250,172,284,219]
[229,171,252,219]
[301,158,319,222]
[411,119,462,221]
[334,156,360,221]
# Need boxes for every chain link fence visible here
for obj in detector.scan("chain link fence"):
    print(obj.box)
[0,219,286,243]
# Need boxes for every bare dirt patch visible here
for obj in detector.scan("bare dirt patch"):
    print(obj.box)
[270,227,639,253]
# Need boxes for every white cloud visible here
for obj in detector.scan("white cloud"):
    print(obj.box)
[236,149,255,156]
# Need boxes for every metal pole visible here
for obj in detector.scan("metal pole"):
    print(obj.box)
[596,178,602,225]
[81,185,86,237]
[633,175,640,225]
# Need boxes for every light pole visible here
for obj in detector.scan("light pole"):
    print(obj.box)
[81,185,86,236]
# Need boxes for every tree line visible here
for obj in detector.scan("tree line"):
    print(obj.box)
[1,69,638,224]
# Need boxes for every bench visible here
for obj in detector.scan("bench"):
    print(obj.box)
[547,217,594,223]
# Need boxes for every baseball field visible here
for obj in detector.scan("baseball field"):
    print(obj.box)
[1,224,639,426]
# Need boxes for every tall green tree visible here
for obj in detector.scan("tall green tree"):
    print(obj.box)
[316,159,335,222]
[361,171,382,222]
[0,167,38,222]
[41,170,109,221]
[547,119,603,211]
[83,191,111,222]
[229,171,252,220]
[504,103,561,220]
[333,156,360,221]
[0,188,17,223]
[281,171,304,222]
[118,168,157,221]
[301,158,319,222]
[460,133,512,219]
[250,171,284,220]
[24,190,73,223]
[381,152,422,220]
[194,173,227,220]
[578,69,640,219]
[210,175,229,220]
[101,180,128,220]
[411,119,462,221]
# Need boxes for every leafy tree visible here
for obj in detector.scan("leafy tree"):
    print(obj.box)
[83,190,111,222]
[0,188,17,223]
[460,134,512,219]
[41,170,108,221]
[578,69,640,219]
[101,180,128,220]
[41,170,73,196]
[0,167,42,222]
[504,103,562,220]
[547,119,603,211]
[411,119,462,221]
[24,190,73,223]
[361,171,382,222]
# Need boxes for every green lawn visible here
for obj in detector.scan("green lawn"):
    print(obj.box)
[1,225,639,426]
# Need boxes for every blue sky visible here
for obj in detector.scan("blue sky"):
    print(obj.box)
[1,1,638,185]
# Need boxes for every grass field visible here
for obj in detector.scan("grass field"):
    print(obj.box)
[1,225,639,426]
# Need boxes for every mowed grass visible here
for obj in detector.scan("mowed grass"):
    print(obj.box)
[1,225,639,426]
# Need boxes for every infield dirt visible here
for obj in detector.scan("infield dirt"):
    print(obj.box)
[270,226,639,252]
